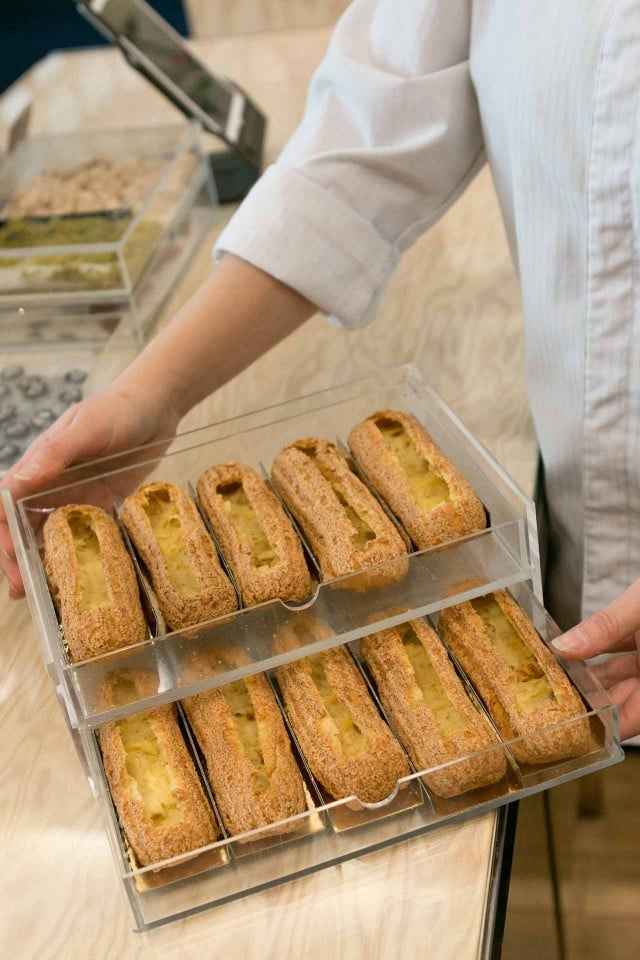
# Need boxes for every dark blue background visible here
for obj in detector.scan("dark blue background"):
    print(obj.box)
[0,1,188,94]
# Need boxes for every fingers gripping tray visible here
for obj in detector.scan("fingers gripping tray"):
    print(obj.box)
[3,366,622,931]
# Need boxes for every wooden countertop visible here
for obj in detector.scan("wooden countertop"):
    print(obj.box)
[0,28,537,960]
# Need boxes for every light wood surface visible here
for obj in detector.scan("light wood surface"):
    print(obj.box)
[0,26,537,960]
[185,0,350,36]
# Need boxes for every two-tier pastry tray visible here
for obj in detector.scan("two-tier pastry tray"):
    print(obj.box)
[3,366,623,931]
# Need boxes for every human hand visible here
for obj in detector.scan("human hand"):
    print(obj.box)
[552,580,640,740]
[0,256,317,600]
[0,385,181,598]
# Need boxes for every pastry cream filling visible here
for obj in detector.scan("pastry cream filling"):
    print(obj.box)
[110,676,181,828]
[68,512,109,612]
[300,444,376,550]
[471,596,555,714]
[397,622,467,737]
[375,416,450,510]
[216,481,279,567]
[222,678,270,790]
[141,489,201,596]
[308,654,368,756]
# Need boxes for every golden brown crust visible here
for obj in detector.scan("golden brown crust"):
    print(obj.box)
[438,591,591,764]
[98,666,161,708]
[275,620,409,803]
[98,669,218,868]
[360,618,506,797]
[196,462,312,606]
[182,644,306,836]
[120,481,237,631]
[348,410,487,549]
[271,438,408,590]
[43,504,148,662]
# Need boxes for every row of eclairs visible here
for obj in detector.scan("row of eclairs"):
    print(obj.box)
[42,409,591,872]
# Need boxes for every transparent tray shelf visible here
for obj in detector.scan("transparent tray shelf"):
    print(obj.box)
[3,366,622,931]
[0,124,217,349]
[80,581,620,932]
[6,367,539,727]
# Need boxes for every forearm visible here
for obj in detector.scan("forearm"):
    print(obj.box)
[114,255,317,419]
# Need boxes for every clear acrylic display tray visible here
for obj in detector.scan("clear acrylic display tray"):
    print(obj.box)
[5,366,542,729]
[0,179,216,478]
[79,579,620,931]
[0,123,217,349]
[2,366,622,930]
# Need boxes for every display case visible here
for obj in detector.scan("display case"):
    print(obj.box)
[0,123,220,475]
[3,366,623,931]
[0,123,217,349]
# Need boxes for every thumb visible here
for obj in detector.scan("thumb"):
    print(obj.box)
[551,578,640,659]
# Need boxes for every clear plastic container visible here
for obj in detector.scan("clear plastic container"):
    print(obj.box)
[0,123,219,476]
[5,366,541,727]
[2,366,622,931]
[0,124,217,348]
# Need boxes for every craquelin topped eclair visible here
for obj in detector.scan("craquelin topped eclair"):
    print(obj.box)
[120,481,237,631]
[271,438,408,590]
[274,616,410,803]
[98,669,218,868]
[361,616,507,797]
[182,644,307,837]
[438,590,591,765]
[44,503,147,661]
[348,410,486,549]
[197,462,312,605]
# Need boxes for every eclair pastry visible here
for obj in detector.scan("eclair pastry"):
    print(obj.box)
[275,619,409,803]
[182,644,307,837]
[348,410,486,549]
[98,670,218,868]
[43,504,147,661]
[271,438,408,589]
[437,591,591,765]
[197,462,312,605]
[360,618,507,797]
[120,482,237,631]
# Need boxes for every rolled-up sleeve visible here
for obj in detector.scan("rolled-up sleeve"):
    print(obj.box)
[215,0,484,328]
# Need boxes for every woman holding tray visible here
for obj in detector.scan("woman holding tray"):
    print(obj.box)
[1,1,639,739]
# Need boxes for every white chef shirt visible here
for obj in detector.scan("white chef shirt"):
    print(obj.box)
[215,0,640,629]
